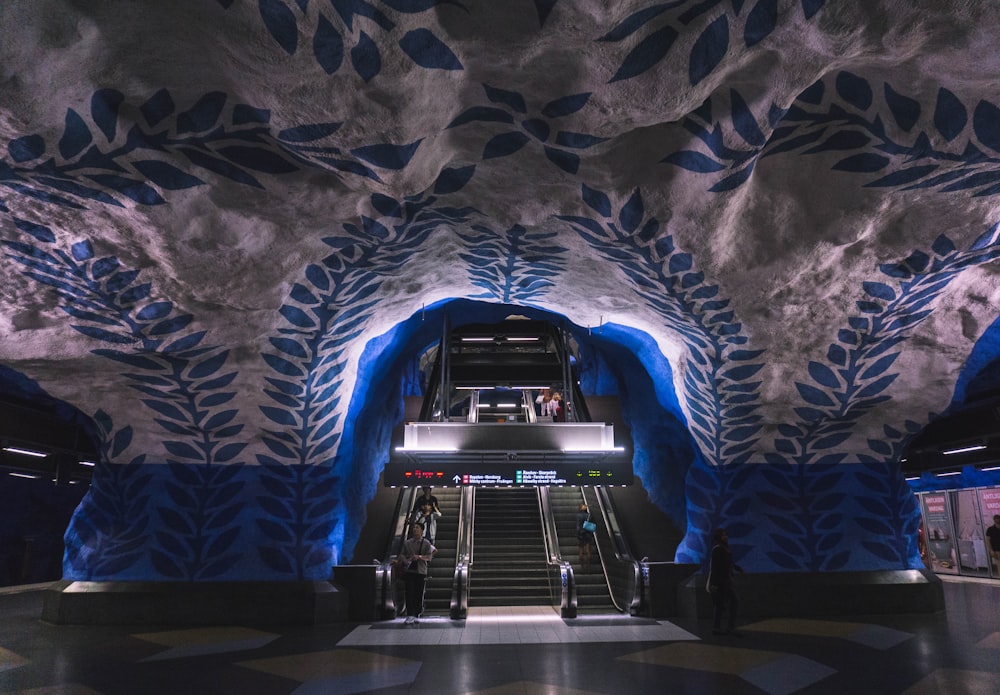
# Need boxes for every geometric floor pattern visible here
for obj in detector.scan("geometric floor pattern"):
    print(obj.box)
[0,578,998,694]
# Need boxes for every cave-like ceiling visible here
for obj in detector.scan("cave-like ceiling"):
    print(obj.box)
[2,1,1000,479]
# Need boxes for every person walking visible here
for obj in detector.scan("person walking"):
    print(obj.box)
[397,523,436,624]
[707,528,744,636]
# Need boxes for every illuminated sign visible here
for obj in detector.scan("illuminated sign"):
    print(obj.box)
[385,461,630,486]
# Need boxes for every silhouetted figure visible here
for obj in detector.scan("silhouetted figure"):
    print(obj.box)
[707,528,744,635]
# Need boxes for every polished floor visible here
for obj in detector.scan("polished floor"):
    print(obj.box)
[1,577,998,694]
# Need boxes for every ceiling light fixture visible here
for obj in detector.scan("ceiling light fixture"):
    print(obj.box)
[3,446,48,458]
[942,444,986,455]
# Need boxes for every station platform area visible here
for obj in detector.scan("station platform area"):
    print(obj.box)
[1,576,998,694]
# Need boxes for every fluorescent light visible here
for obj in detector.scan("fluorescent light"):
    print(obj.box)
[79,460,96,467]
[980,466,1000,472]
[937,471,962,476]
[461,337,494,342]
[3,446,48,458]
[905,476,920,481]
[942,444,986,455]
[9,472,40,479]
[506,337,539,342]
[396,446,458,452]
[493,403,517,408]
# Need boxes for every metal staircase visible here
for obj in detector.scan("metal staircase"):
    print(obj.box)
[469,488,551,606]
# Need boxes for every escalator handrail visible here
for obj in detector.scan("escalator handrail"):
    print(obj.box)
[376,487,421,619]
[450,486,474,619]
[589,486,644,615]
[538,487,577,618]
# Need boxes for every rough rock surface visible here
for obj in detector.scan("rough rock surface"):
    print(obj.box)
[1,1,999,575]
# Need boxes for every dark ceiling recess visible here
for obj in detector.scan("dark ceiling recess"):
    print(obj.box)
[901,392,1000,474]
[0,397,99,486]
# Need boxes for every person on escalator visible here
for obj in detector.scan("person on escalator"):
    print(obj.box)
[397,522,436,624]
[576,503,596,571]
[413,501,442,544]
[412,486,440,515]
[552,393,566,422]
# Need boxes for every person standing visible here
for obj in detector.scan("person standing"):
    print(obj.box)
[397,523,436,624]
[413,501,442,544]
[576,503,595,571]
[707,528,743,636]
[987,515,1000,568]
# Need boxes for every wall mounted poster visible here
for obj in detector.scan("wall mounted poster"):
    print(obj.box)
[921,493,958,574]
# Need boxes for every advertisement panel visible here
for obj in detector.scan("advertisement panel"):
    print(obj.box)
[921,492,958,574]
[978,487,1000,578]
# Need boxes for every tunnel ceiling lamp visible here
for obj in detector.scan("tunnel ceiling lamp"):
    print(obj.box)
[79,460,96,467]
[941,444,986,455]
[3,446,48,458]
[905,476,920,481]
[980,465,1000,472]
[937,471,962,476]
[395,447,460,452]
[9,471,41,479]
[461,337,495,342]
[505,337,540,342]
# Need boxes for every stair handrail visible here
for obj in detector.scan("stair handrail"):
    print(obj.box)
[587,486,645,615]
[376,487,421,619]
[538,487,577,618]
[450,486,474,619]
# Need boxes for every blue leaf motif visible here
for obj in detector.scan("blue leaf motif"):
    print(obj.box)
[555,132,608,149]
[278,122,342,142]
[189,351,229,379]
[863,165,938,188]
[859,353,899,381]
[483,132,530,159]
[140,88,176,127]
[662,150,727,172]
[351,140,422,170]
[352,30,381,82]
[801,0,824,20]
[91,89,124,141]
[934,88,967,141]
[543,146,579,173]
[542,93,591,118]
[796,382,835,406]
[176,92,228,134]
[731,89,766,146]
[259,0,298,55]
[313,14,344,74]
[599,5,672,42]
[619,190,644,233]
[483,85,527,113]
[582,184,612,217]
[133,160,205,190]
[884,83,920,132]
[59,109,93,159]
[862,281,896,301]
[136,301,173,321]
[689,15,729,86]
[744,0,777,47]
[433,165,476,194]
[972,100,1000,154]
[8,134,46,162]
[611,25,678,83]
[399,28,463,70]
[708,160,755,192]
[832,153,890,173]
[13,218,56,242]
[835,72,873,111]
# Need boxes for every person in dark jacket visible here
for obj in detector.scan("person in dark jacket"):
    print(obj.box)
[707,528,743,635]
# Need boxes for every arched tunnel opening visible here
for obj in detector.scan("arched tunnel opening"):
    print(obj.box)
[337,298,698,565]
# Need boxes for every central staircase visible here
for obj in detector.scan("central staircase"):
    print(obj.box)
[469,488,551,606]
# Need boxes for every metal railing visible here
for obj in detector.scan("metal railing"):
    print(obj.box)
[538,486,577,618]
[449,486,475,619]
[584,486,645,615]
[375,487,421,619]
